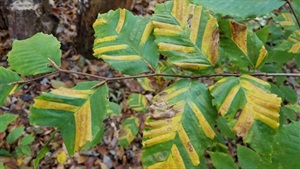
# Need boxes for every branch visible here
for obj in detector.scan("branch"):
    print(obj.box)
[286,0,300,28]
[9,71,59,85]
[9,58,300,85]
[10,71,300,85]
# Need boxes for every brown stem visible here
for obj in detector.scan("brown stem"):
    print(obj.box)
[9,58,300,85]
[286,0,300,28]
[9,71,59,85]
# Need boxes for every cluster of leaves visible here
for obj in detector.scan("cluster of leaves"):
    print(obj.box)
[0,113,34,164]
[0,0,299,168]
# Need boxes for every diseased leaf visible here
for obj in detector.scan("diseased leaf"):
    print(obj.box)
[8,33,61,76]
[0,67,22,106]
[156,61,180,76]
[219,20,268,69]
[106,102,121,116]
[209,152,238,169]
[191,0,285,18]
[275,12,298,30]
[276,30,300,54]
[137,78,155,92]
[6,126,24,144]
[143,79,217,168]
[29,82,108,155]
[119,117,140,147]
[209,75,282,137]
[0,113,18,132]
[237,145,260,169]
[128,93,148,112]
[152,0,219,74]
[93,9,159,75]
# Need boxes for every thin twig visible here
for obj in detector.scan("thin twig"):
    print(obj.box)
[286,0,300,28]
[9,71,59,85]
[9,58,300,85]
[58,69,107,80]
[9,71,300,85]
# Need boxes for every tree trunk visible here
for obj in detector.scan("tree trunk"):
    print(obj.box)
[2,0,58,40]
[76,0,134,59]
[0,0,7,29]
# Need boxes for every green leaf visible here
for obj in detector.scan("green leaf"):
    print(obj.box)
[191,0,285,18]
[209,152,238,169]
[106,102,121,116]
[7,33,61,76]
[216,117,236,140]
[237,145,260,169]
[279,85,298,104]
[143,79,217,168]
[6,126,24,144]
[128,93,148,112]
[244,121,276,159]
[119,117,140,147]
[29,82,108,155]
[0,149,12,157]
[285,104,300,114]
[33,131,55,169]
[0,113,18,132]
[256,26,269,44]
[270,122,300,168]
[33,146,50,169]
[16,145,31,157]
[269,50,297,66]
[93,9,159,75]
[152,0,219,74]
[218,20,268,69]
[270,83,284,99]
[280,106,296,124]
[293,0,300,17]
[0,162,6,169]
[209,75,282,138]
[20,135,34,145]
[271,83,298,104]
[0,67,22,106]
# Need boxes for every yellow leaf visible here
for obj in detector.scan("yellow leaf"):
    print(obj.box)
[57,151,67,164]
[210,75,282,137]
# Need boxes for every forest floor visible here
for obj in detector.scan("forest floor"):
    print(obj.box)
[0,0,299,169]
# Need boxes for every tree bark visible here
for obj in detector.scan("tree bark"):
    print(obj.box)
[76,0,134,59]
[0,0,6,29]
[2,0,58,40]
